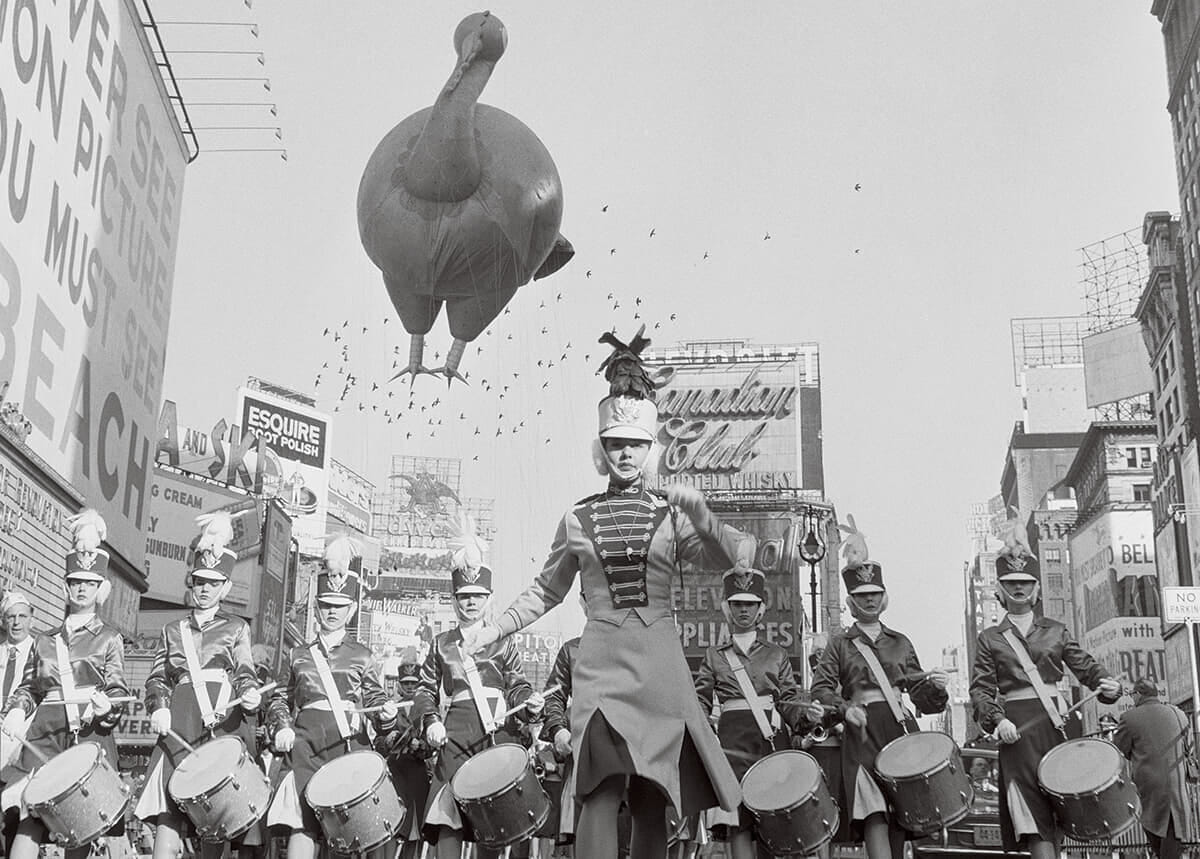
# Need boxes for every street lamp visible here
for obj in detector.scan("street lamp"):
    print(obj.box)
[798,510,826,634]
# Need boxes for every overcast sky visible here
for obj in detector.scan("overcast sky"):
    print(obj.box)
[156,1,1179,662]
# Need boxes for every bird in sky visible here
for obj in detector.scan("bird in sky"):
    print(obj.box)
[504,307,511,315]
[383,318,389,324]
[855,248,861,254]
[473,455,479,461]
[654,322,661,330]
[854,183,862,191]
[556,293,563,301]
[586,270,592,278]
[649,228,655,237]
[763,232,771,240]
[541,327,548,334]
[635,297,642,306]
[342,320,348,328]
[323,327,329,336]
[670,313,677,321]
[406,432,413,440]
[542,381,549,389]
[703,251,709,260]
[322,362,328,369]
[372,382,379,392]
[609,248,616,255]
[314,378,321,387]
[539,301,545,309]
[601,204,608,212]
[495,428,502,437]
[361,326,367,334]
[506,334,513,341]
[333,332,341,342]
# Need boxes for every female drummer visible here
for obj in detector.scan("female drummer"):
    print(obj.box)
[0,509,129,859]
[413,516,545,859]
[694,552,815,859]
[970,543,1120,859]
[373,660,433,859]
[134,511,265,859]
[465,327,745,859]
[265,536,399,859]
[810,525,948,859]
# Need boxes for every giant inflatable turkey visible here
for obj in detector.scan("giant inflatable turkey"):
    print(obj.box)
[357,11,573,384]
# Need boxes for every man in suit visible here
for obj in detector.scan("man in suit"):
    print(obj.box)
[0,592,36,855]
[1115,679,1193,859]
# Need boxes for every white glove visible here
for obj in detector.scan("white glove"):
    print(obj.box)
[89,690,112,717]
[553,728,572,759]
[1098,678,1122,698]
[804,701,825,724]
[380,700,399,722]
[996,718,1020,744]
[462,623,501,655]
[149,708,172,736]
[274,727,296,752]
[665,484,710,522]
[524,692,545,717]
[925,670,949,690]
[240,687,262,712]
[426,722,447,747]
[844,705,867,728]
[2,708,25,738]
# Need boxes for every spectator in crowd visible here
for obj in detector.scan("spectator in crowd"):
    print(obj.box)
[1115,679,1193,859]
[0,592,36,855]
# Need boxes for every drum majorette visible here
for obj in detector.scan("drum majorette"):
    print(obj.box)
[265,535,400,859]
[412,513,545,859]
[134,510,267,859]
[0,508,130,859]
[809,517,948,859]
[969,536,1120,859]
[465,326,747,859]
[694,541,815,859]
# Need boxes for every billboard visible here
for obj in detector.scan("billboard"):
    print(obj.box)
[0,0,189,571]
[1082,322,1154,408]
[672,511,802,661]
[237,387,329,554]
[372,455,494,549]
[1071,509,1165,686]
[641,342,822,492]
[257,501,292,667]
[329,459,373,534]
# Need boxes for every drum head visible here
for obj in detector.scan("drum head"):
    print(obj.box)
[452,744,530,801]
[741,751,821,812]
[306,751,385,807]
[1038,739,1121,795]
[875,732,957,779]
[25,742,101,805]
[169,736,246,799]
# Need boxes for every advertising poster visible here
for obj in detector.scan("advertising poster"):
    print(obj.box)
[0,0,189,570]
[328,459,373,534]
[237,387,329,554]
[257,501,292,666]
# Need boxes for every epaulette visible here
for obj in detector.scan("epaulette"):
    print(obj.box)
[574,492,605,507]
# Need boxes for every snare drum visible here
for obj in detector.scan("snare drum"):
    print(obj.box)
[168,736,271,842]
[24,742,129,848]
[741,750,838,856]
[451,744,550,848]
[307,750,406,854]
[874,732,972,835]
[1038,738,1140,840]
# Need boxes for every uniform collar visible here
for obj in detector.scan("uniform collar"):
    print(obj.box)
[318,628,347,650]
[724,632,760,655]
[848,621,893,641]
[606,478,644,497]
[60,614,103,636]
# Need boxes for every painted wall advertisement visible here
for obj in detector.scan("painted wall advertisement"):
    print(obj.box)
[237,387,329,554]
[1072,509,1165,686]
[0,0,189,571]
[674,511,802,661]
[328,458,372,534]
[642,342,822,492]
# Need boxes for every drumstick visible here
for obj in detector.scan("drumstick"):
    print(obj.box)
[216,681,279,712]
[0,722,50,766]
[1013,687,1109,736]
[164,727,197,756]
[499,685,562,721]
[39,695,139,707]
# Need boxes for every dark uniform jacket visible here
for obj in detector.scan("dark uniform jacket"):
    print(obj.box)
[695,637,807,732]
[266,634,393,735]
[543,636,579,738]
[5,617,129,729]
[144,612,258,713]
[811,622,946,716]
[970,615,1113,733]
[411,628,534,731]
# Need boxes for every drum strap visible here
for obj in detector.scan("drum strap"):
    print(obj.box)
[53,633,81,733]
[310,642,353,739]
[179,619,216,726]
[722,648,775,741]
[1001,629,1064,731]
[458,644,498,735]
[850,638,906,727]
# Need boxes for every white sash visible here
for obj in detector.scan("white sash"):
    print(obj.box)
[1001,629,1065,730]
[723,648,775,741]
[179,619,216,725]
[53,633,81,732]
[850,637,907,727]
[311,642,352,739]
[458,644,498,734]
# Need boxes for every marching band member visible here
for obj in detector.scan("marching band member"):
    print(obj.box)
[694,549,814,859]
[465,328,745,859]
[0,509,129,859]
[0,591,36,854]
[374,660,432,859]
[413,515,545,859]
[542,599,585,851]
[135,511,265,859]
[810,517,948,859]
[970,536,1120,859]
[265,536,399,859]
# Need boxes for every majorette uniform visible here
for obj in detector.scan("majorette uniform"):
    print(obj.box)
[134,540,260,834]
[0,513,128,836]
[413,564,537,843]
[810,562,947,840]
[373,662,432,844]
[265,570,395,834]
[970,551,1118,851]
[695,565,809,839]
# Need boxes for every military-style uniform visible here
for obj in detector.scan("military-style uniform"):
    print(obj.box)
[373,663,432,846]
[413,565,536,843]
[811,563,946,842]
[266,570,395,834]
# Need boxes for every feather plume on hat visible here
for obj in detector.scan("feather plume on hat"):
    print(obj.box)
[67,508,107,553]
[447,511,488,577]
[323,534,362,578]
[998,510,1036,561]
[726,533,757,575]
[195,511,234,556]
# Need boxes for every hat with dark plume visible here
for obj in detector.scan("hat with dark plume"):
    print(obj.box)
[318,535,362,606]
[65,508,110,581]
[448,512,492,595]
[192,511,237,581]
[596,325,659,441]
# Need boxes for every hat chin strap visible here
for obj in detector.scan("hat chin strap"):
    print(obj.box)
[846,592,888,621]
[721,602,765,630]
[997,581,1039,609]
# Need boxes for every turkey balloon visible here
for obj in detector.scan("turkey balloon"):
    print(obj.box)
[357,11,573,384]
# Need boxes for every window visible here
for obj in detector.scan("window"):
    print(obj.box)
[1046,572,1064,591]
[1127,448,1139,468]
[1044,548,1062,564]
[1134,484,1152,503]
